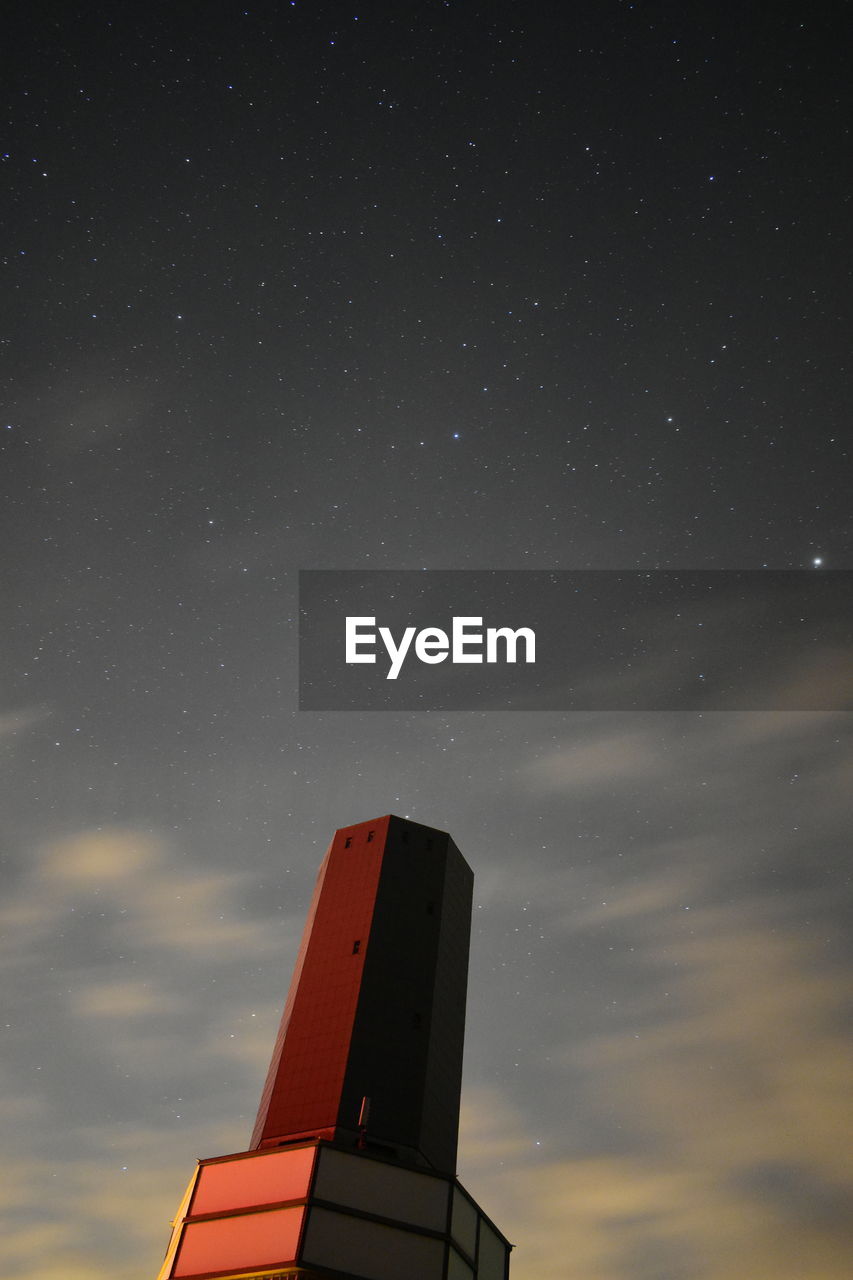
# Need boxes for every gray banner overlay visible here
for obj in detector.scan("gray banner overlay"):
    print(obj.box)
[299,571,852,711]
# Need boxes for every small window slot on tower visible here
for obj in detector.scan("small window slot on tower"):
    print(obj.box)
[352,940,361,954]
[344,836,353,848]
[367,830,375,842]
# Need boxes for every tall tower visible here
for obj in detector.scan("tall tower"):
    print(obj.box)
[157,815,511,1280]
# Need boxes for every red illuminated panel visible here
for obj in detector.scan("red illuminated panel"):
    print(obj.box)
[191,1146,315,1216]
[172,1205,303,1277]
[252,817,391,1146]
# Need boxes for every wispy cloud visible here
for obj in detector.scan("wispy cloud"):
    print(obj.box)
[0,705,51,739]
[460,893,853,1280]
[523,726,667,790]
[1,827,279,964]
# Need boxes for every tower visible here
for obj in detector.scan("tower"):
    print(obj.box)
[157,815,511,1280]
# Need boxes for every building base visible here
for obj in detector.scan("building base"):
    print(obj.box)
[157,1139,510,1280]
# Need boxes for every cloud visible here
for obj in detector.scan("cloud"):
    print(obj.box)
[1,827,278,964]
[0,705,51,739]
[38,828,166,884]
[0,1127,242,1280]
[523,724,666,791]
[569,861,701,927]
[773,646,853,712]
[572,913,853,1179]
[71,979,183,1020]
[458,887,853,1280]
[0,824,290,1171]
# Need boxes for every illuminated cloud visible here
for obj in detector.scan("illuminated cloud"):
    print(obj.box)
[0,1124,247,1280]
[1,827,279,963]
[0,705,50,739]
[459,892,853,1280]
[71,980,182,1020]
[523,726,667,790]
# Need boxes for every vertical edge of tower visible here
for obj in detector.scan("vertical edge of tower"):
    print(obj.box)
[420,831,473,1174]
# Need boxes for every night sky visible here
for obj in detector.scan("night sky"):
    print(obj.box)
[2,3,851,1278]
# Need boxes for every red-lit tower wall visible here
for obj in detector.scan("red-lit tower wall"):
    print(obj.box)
[251,813,472,1176]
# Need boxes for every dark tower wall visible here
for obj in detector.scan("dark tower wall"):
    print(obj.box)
[250,815,473,1177]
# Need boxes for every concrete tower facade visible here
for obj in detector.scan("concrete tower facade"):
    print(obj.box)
[156,816,511,1280]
